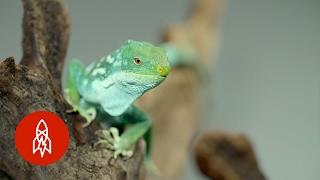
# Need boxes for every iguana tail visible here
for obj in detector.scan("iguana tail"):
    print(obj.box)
[160,43,197,67]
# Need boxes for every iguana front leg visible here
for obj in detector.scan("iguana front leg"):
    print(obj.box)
[64,59,97,125]
[95,106,157,171]
[65,89,96,125]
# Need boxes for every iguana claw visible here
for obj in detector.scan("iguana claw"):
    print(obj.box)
[77,107,96,127]
[95,127,133,158]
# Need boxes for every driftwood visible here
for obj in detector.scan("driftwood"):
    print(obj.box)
[0,0,144,179]
[194,131,266,180]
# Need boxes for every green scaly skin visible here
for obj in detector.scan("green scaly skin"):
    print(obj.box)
[64,40,170,173]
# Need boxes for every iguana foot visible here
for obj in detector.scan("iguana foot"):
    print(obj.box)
[77,107,96,127]
[65,104,96,127]
[95,127,133,158]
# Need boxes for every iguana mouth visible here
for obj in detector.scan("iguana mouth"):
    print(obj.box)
[156,65,170,77]
[113,72,166,93]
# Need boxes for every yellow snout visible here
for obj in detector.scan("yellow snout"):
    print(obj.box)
[157,65,170,77]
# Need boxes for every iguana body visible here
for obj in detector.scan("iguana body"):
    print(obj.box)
[64,40,170,170]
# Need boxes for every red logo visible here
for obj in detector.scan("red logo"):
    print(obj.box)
[15,111,69,165]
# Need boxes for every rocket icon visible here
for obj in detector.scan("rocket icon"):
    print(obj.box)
[32,119,52,158]
[15,111,69,165]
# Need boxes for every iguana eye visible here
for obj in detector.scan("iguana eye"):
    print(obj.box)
[134,57,142,65]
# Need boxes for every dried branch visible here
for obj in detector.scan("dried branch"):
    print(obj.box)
[194,131,266,180]
[21,0,70,89]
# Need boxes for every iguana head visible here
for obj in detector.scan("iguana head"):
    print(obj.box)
[96,40,170,116]
[115,40,170,77]
[105,40,171,90]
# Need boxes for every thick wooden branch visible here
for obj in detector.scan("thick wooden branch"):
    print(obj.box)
[194,132,266,180]
[21,0,70,89]
[0,0,145,179]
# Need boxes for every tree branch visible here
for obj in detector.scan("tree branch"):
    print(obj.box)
[20,0,70,89]
[194,131,266,180]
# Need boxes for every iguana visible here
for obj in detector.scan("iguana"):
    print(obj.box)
[64,40,170,171]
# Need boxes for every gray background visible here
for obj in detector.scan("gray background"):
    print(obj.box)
[1,0,320,179]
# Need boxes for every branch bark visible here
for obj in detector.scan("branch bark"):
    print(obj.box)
[20,0,69,89]
[194,131,266,180]
[0,0,145,179]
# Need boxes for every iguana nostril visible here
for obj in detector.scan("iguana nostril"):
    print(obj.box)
[157,65,169,77]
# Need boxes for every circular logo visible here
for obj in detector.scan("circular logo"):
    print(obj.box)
[15,111,70,165]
